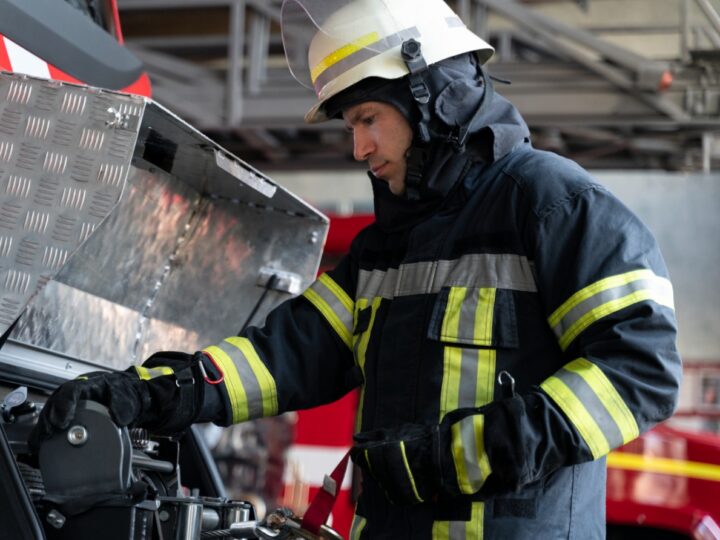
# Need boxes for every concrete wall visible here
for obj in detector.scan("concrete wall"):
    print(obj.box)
[595,171,720,362]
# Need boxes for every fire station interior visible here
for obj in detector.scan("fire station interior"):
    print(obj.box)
[0,0,719,539]
[125,0,720,536]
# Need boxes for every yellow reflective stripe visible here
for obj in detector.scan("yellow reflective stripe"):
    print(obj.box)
[473,288,495,345]
[310,31,380,83]
[441,287,467,340]
[439,350,495,421]
[135,366,174,381]
[432,520,450,540]
[440,346,462,420]
[319,273,354,314]
[472,416,491,487]
[303,274,354,350]
[440,288,464,420]
[559,288,672,351]
[541,375,610,459]
[354,297,381,433]
[349,515,367,540]
[355,389,366,434]
[549,269,674,351]
[432,502,484,539]
[566,358,639,444]
[607,452,720,482]
[439,349,495,421]
[203,344,248,423]
[476,349,496,408]
[355,297,382,371]
[399,441,424,503]
[468,502,484,540]
[451,416,490,494]
[303,287,352,348]
[440,287,495,346]
[364,449,374,477]
[225,337,278,417]
[549,269,654,327]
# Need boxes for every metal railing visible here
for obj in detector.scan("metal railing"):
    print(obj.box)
[117,0,720,170]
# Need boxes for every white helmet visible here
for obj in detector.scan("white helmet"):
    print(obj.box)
[281,0,494,123]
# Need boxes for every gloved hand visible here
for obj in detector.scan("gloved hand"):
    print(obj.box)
[29,351,222,452]
[351,423,437,505]
[351,403,518,505]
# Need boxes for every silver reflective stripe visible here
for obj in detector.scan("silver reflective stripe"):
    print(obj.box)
[554,367,624,449]
[357,253,536,299]
[456,290,479,341]
[304,275,354,348]
[458,416,485,490]
[313,27,421,94]
[458,347,480,409]
[551,275,673,340]
[449,520,465,538]
[217,340,265,419]
[395,261,435,296]
[359,267,399,300]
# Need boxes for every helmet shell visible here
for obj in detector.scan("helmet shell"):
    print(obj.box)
[281,0,494,123]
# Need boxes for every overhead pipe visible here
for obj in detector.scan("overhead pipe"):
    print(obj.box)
[476,0,673,92]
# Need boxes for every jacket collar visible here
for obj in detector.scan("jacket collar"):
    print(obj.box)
[372,91,530,232]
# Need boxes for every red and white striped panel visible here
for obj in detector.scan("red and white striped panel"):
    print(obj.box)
[0,36,50,79]
[0,35,151,97]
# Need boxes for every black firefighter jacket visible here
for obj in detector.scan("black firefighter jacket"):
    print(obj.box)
[202,95,682,539]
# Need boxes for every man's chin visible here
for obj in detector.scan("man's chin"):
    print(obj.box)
[388,181,406,196]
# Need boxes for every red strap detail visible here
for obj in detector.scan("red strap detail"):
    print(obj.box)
[301,450,351,534]
[201,351,225,385]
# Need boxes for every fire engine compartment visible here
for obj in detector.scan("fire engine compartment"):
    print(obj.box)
[0,71,332,539]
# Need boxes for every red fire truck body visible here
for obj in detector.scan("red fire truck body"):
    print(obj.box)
[0,0,150,97]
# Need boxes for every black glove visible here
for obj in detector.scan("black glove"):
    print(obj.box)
[351,424,437,506]
[351,397,539,506]
[29,351,222,452]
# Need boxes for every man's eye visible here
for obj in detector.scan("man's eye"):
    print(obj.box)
[362,115,376,126]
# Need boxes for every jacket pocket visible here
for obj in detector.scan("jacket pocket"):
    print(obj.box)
[428,286,518,348]
[429,287,518,417]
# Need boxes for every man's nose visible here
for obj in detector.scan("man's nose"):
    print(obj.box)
[353,130,374,162]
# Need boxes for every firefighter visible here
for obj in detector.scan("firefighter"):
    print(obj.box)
[32,0,681,538]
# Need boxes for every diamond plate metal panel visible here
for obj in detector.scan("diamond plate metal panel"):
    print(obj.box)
[0,74,144,334]
[0,73,328,372]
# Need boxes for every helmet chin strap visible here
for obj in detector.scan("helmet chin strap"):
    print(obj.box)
[401,39,431,201]
[400,39,495,201]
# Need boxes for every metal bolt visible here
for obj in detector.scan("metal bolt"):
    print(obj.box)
[67,425,88,446]
[309,231,319,244]
[158,510,170,522]
[106,107,123,127]
[47,509,66,529]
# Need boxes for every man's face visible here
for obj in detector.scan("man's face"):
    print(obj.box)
[342,101,413,196]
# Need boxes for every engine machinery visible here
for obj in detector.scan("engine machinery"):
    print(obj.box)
[0,71,335,539]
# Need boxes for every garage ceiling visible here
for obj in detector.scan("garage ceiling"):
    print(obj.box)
[117,0,720,171]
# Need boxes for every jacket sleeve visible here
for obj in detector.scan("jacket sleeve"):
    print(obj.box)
[441,182,682,496]
[200,253,361,426]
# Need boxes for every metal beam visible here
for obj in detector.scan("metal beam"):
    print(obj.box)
[477,0,671,91]
[227,0,245,125]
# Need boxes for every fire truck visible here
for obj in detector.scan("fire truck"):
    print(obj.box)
[0,1,340,539]
[0,0,150,95]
